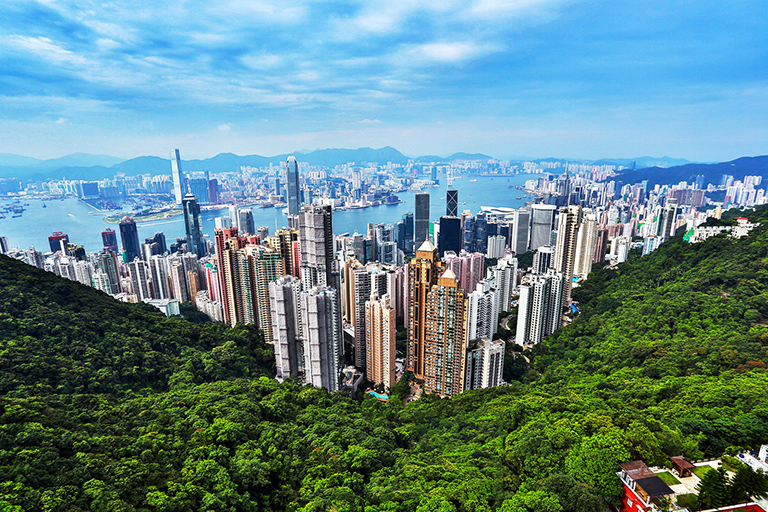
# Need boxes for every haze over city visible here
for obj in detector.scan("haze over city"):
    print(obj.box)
[2,0,767,162]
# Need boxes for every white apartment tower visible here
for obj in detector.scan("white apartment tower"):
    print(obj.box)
[300,286,343,392]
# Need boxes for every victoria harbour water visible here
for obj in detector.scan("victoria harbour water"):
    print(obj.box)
[0,174,541,253]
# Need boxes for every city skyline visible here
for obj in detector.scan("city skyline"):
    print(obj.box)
[2,1,767,162]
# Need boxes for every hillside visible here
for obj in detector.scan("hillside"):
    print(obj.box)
[614,155,768,188]
[1,214,768,510]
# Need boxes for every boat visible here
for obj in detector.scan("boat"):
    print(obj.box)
[469,179,477,182]
[12,214,22,218]
[43,204,47,208]
[516,196,522,199]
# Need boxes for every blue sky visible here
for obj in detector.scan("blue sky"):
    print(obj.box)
[1,0,766,161]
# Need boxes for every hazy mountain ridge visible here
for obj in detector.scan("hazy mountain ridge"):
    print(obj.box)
[615,155,768,187]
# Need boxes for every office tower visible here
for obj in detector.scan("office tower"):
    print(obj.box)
[238,208,255,236]
[532,245,554,274]
[270,275,303,379]
[182,193,206,258]
[148,255,171,299]
[554,205,582,306]
[258,226,269,242]
[101,229,118,252]
[464,338,505,391]
[423,269,468,397]
[474,212,488,254]
[414,193,430,243]
[437,216,461,257]
[170,149,184,205]
[119,216,141,262]
[286,156,300,224]
[407,240,445,379]
[509,207,531,255]
[208,179,219,204]
[188,178,209,204]
[515,269,564,346]
[489,255,517,313]
[402,212,414,254]
[365,294,396,388]
[529,204,557,251]
[144,232,167,255]
[467,279,499,342]
[253,246,284,345]
[129,259,152,301]
[616,236,631,263]
[299,205,334,288]
[446,187,458,217]
[351,263,389,368]
[301,286,342,392]
[658,197,678,242]
[462,214,476,252]
[47,232,69,253]
[97,250,121,295]
[573,209,598,279]
[273,175,282,196]
[487,235,506,259]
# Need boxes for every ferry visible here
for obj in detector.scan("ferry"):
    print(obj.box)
[12,214,22,218]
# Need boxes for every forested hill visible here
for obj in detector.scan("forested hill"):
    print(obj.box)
[1,209,768,511]
[0,255,275,395]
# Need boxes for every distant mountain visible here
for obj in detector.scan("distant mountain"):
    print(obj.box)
[414,152,494,163]
[297,146,409,167]
[614,155,768,187]
[34,153,124,170]
[593,156,693,168]
[0,153,43,167]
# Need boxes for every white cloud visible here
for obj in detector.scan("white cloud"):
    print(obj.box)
[404,41,500,64]
[55,117,68,124]
[217,123,232,131]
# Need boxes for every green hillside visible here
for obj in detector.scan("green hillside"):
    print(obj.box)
[1,208,768,511]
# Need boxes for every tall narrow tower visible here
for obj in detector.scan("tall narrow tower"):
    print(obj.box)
[286,156,300,226]
[414,192,430,243]
[299,205,335,289]
[170,149,184,205]
[554,205,582,306]
[446,187,458,217]
[183,193,206,257]
[406,239,444,379]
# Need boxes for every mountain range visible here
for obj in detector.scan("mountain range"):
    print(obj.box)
[613,155,768,187]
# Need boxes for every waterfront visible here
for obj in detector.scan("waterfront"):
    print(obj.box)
[0,174,540,253]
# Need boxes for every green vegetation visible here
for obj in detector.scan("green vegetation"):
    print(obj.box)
[692,465,713,479]
[696,465,768,509]
[656,472,680,486]
[2,204,768,510]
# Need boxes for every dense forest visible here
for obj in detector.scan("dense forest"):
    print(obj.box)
[2,206,768,511]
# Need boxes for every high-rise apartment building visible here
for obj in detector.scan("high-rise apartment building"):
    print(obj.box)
[119,216,141,262]
[97,249,121,295]
[414,193,430,243]
[407,240,445,378]
[170,149,184,205]
[511,207,530,255]
[183,193,206,258]
[299,205,335,289]
[515,269,564,346]
[286,156,300,226]
[464,338,505,391]
[533,245,554,274]
[214,227,239,323]
[253,246,284,345]
[573,209,598,279]
[365,294,396,388]
[351,263,390,368]
[101,228,118,252]
[301,286,342,392]
[148,255,170,299]
[423,269,468,397]
[488,255,517,313]
[658,197,678,243]
[269,228,300,277]
[129,259,152,301]
[270,275,303,379]
[467,279,499,342]
[529,204,557,252]
[554,205,582,306]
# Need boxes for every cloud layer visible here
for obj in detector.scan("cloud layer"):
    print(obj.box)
[1,0,766,161]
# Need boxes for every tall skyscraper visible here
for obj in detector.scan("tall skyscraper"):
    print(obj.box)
[464,338,505,391]
[48,232,69,253]
[270,275,303,379]
[286,156,300,225]
[129,259,152,301]
[423,269,468,397]
[101,228,118,252]
[554,205,582,306]
[402,212,414,254]
[573,209,598,279]
[529,204,557,252]
[365,294,396,388]
[301,286,343,392]
[466,279,499,342]
[238,208,255,236]
[658,197,678,242]
[253,246,284,345]
[148,255,171,299]
[299,205,335,289]
[437,216,461,257]
[414,193,430,243]
[170,149,184,205]
[270,228,300,277]
[119,216,141,262]
[183,193,206,258]
[406,240,445,379]
[97,249,121,295]
[351,263,389,368]
[532,245,554,274]
[489,255,517,313]
[214,227,239,323]
[446,187,459,217]
[515,269,564,346]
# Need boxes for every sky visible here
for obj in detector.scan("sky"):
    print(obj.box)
[1,0,767,162]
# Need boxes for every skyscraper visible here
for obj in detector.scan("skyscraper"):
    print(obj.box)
[446,187,458,217]
[573,209,598,279]
[365,294,396,388]
[299,205,335,289]
[423,269,468,397]
[437,215,461,257]
[286,156,300,225]
[129,259,152,301]
[554,205,582,306]
[464,338,505,391]
[301,286,343,392]
[101,228,118,252]
[119,216,141,262]
[406,240,444,379]
[253,246,284,345]
[658,197,678,243]
[529,204,557,252]
[414,193,430,243]
[270,275,303,379]
[48,232,69,253]
[238,208,255,236]
[351,263,389,368]
[467,279,499,342]
[515,269,565,346]
[532,245,554,274]
[183,193,206,258]
[170,149,184,205]
[402,212,414,254]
